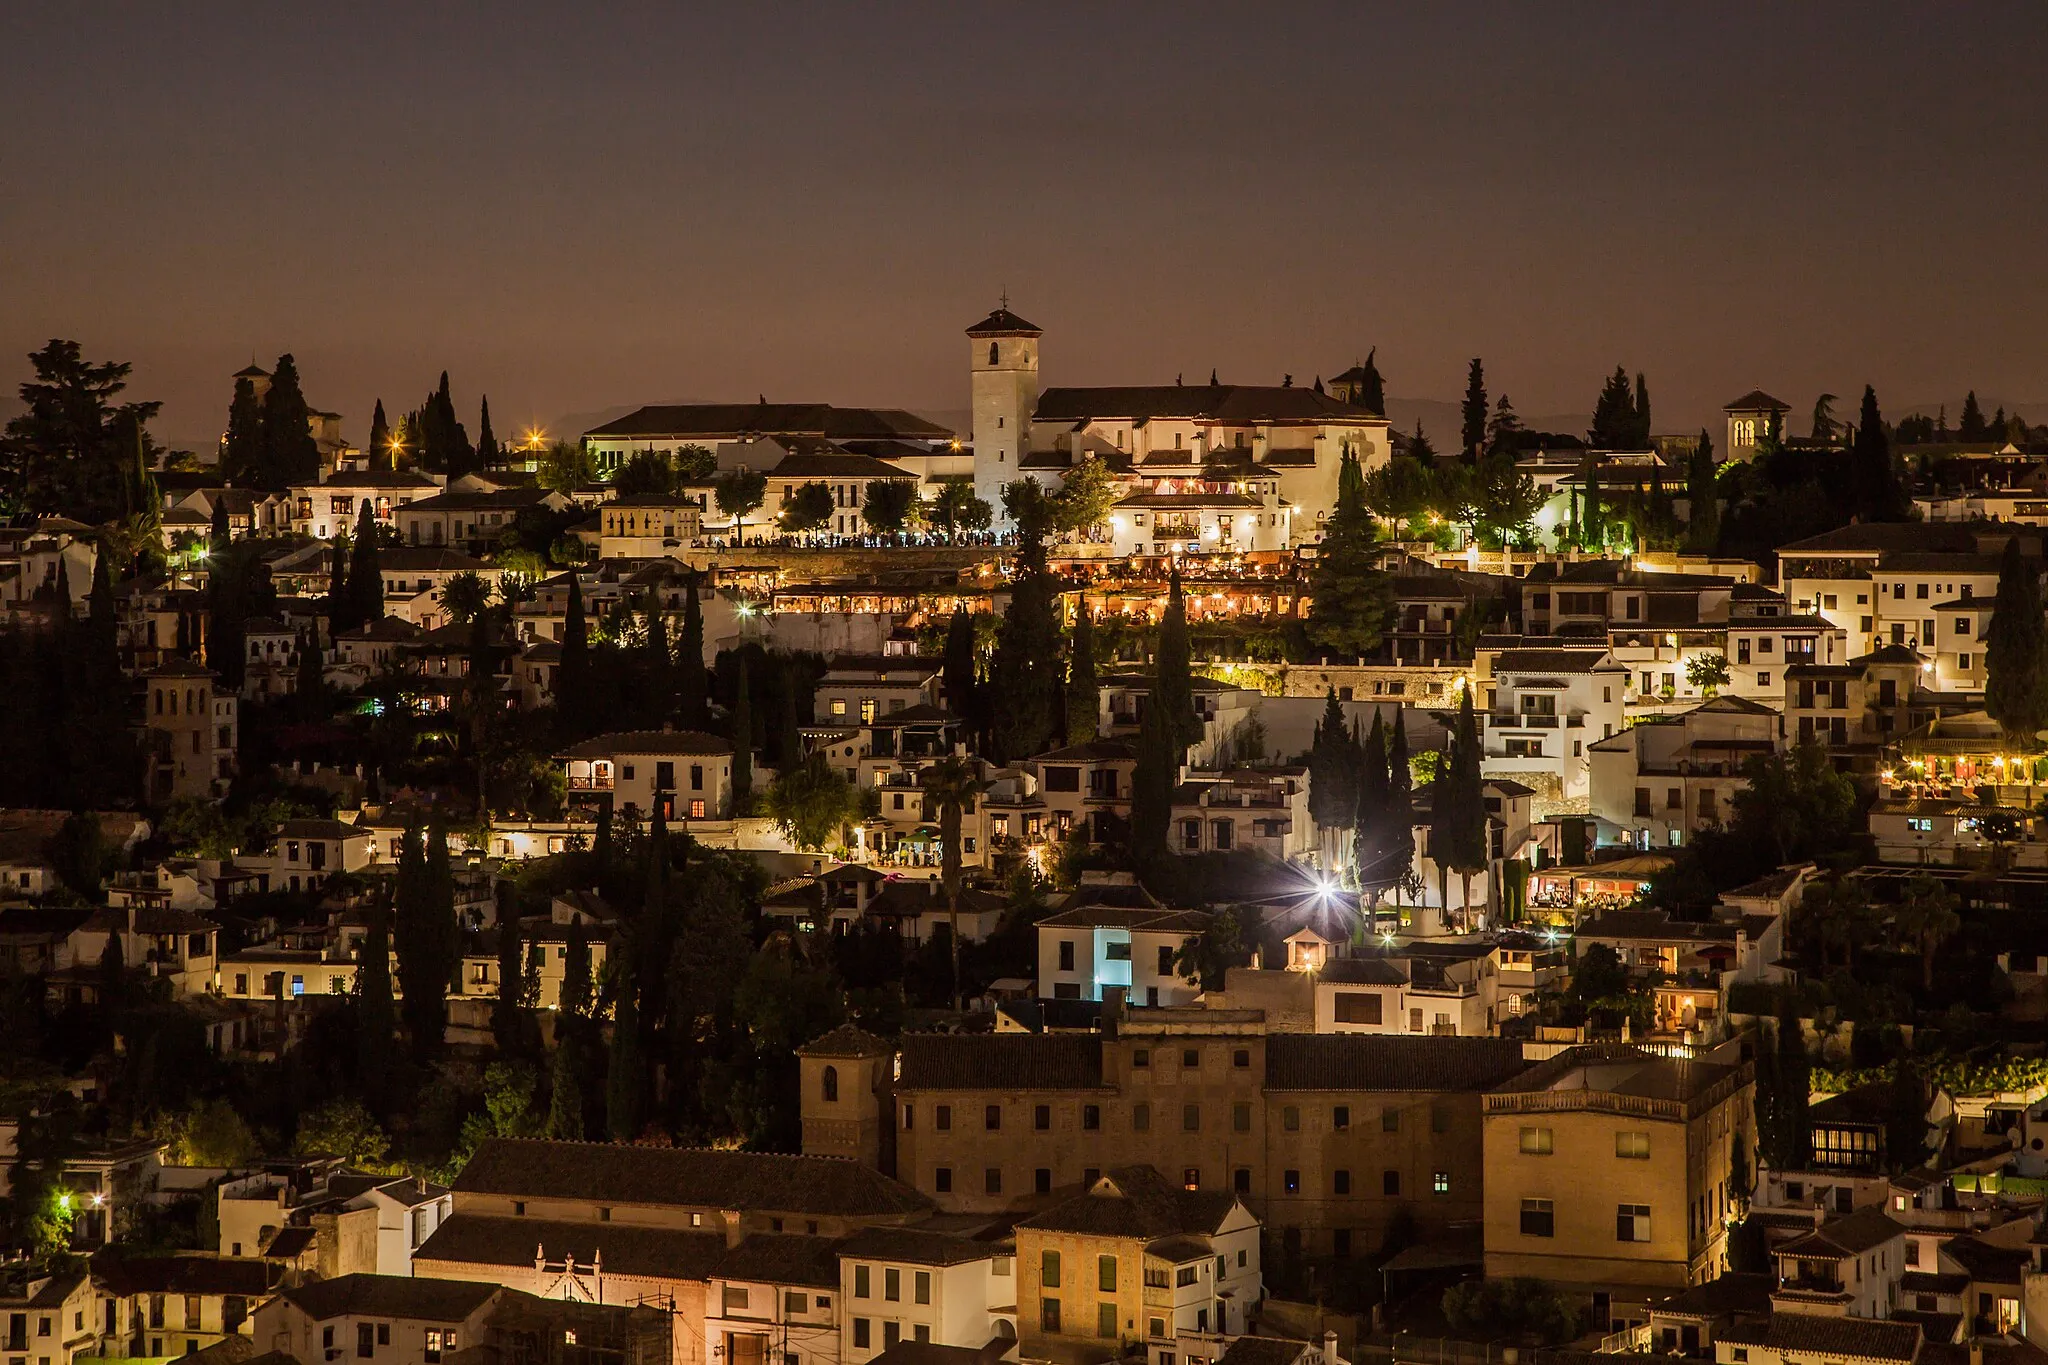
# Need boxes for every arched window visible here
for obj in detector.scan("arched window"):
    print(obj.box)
[822,1065,839,1102]
[988,342,999,366]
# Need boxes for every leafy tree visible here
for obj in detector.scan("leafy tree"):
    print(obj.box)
[1052,456,1118,534]
[921,756,985,1008]
[557,573,591,732]
[222,376,265,487]
[1306,450,1393,658]
[1485,393,1522,456]
[1065,608,1098,744]
[1730,742,1860,865]
[344,499,385,630]
[1441,1278,1578,1346]
[781,481,835,535]
[2,340,163,523]
[1686,653,1730,697]
[176,1099,258,1167]
[714,469,768,540]
[538,441,597,492]
[1893,875,1961,992]
[1985,538,2048,745]
[1173,908,1250,992]
[1471,451,1544,546]
[259,353,321,488]
[861,479,918,536]
[615,449,681,497]
[930,477,992,540]
[295,1098,390,1167]
[1804,876,1881,970]
[673,444,715,480]
[1459,359,1488,458]
[1361,457,1434,533]
[1811,393,1838,443]
[1406,419,1437,463]
[764,753,861,850]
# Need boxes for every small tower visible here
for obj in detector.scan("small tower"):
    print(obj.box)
[967,302,1041,524]
[797,1024,896,1174]
[1722,389,1791,463]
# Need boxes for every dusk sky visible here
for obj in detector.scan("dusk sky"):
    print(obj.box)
[5,2,2045,450]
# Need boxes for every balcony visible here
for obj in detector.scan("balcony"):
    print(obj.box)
[566,776,615,791]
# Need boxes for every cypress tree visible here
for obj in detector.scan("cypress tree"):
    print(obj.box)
[989,494,1063,761]
[1065,607,1098,744]
[942,608,978,718]
[731,654,754,801]
[1383,710,1415,894]
[476,395,501,470]
[1590,366,1635,448]
[605,941,643,1141]
[1853,386,1905,521]
[210,499,230,556]
[1355,710,1391,882]
[259,353,321,488]
[777,662,803,776]
[325,536,352,631]
[1153,570,1199,753]
[1580,457,1605,550]
[545,1039,584,1140]
[558,574,589,731]
[1130,683,1175,869]
[1633,372,1652,445]
[394,822,454,1060]
[356,894,395,1095]
[641,590,670,727]
[1985,538,2048,745]
[1359,347,1385,415]
[1686,430,1720,551]
[1960,391,1988,442]
[1307,690,1357,864]
[367,400,391,470]
[678,573,707,728]
[223,377,265,487]
[559,919,592,1021]
[491,918,525,1054]
[1305,451,1393,657]
[345,499,384,628]
[1460,358,1488,459]
[1440,687,1490,926]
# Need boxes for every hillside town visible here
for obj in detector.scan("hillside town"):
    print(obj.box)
[6,305,2048,1365]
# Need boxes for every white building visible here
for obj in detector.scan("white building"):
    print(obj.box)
[558,729,736,822]
[837,1229,1014,1364]
[1479,650,1629,809]
[1035,898,1210,1008]
[1588,695,1782,850]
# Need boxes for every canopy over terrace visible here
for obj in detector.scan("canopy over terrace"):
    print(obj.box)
[1891,709,2047,799]
[1527,853,1673,922]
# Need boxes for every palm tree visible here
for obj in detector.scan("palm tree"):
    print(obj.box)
[440,570,493,628]
[1892,874,1961,992]
[919,756,985,1010]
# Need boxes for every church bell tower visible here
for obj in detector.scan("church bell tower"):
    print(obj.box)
[967,301,1041,525]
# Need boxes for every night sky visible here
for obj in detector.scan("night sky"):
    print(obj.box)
[5,2,2044,450]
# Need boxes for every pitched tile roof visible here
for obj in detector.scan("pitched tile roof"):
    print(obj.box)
[452,1139,932,1218]
[280,1272,502,1323]
[835,1226,1005,1267]
[1264,1036,1529,1092]
[415,1213,726,1280]
[1019,1165,1238,1239]
[1033,385,1377,426]
[965,308,1042,336]
[895,1035,1106,1091]
[584,404,950,443]
[1775,1205,1905,1258]
[1717,1313,1920,1362]
[714,1233,844,1288]
[1215,1339,1315,1365]
[555,729,733,759]
[1724,390,1791,412]
[800,1024,893,1059]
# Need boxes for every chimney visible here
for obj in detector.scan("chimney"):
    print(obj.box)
[1323,1331,1339,1365]
[1811,1201,1827,1229]
[723,1212,746,1249]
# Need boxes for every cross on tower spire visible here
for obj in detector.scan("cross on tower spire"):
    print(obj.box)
[998,287,1009,311]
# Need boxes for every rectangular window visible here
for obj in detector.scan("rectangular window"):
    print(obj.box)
[1132,1102,1149,1132]
[1042,1251,1061,1289]
[1284,1169,1300,1194]
[1232,1102,1250,1133]
[1433,1171,1450,1195]
[1083,1104,1100,1130]
[985,1104,1001,1130]
[1041,1300,1061,1334]
[915,1271,930,1305]
[1382,1108,1399,1132]
[1616,1131,1651,1159]
[358,1324,375,1358]
[1333,1105,1350,1130]
[1098,1303,1118,1339]
[1382,1170,1400,1196]
[853,1320,870,1350]
[1098,1255,1118,1292]
[1520,1199,1555,1237]
[854,1266,870,1298]
[985,1168,1002,1195]
[1334,992,1383,1024]
[1034,1104,1050,1131]
[1283,1105,1300,1132]
[1520,1127,1553,1155]
[884,1268,900,1302]
[784,1293,807,1315]
[1183,1104,1200,1132]
[934,1167,951,1193]
[935,1105,951,1131]
[1617,1204,1652,1242]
